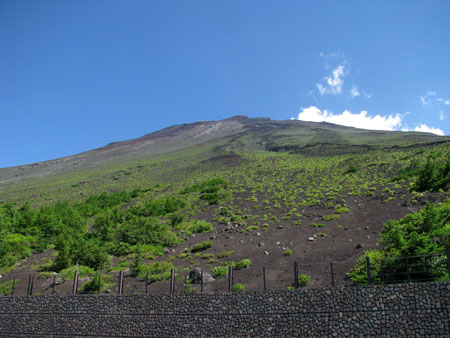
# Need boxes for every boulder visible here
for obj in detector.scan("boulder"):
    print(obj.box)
[188,268,215,284]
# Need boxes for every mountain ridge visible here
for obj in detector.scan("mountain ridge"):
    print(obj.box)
[1,116,449,192]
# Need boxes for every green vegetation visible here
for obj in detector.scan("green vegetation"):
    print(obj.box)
[190,241,212,253]
[221,258,252,270]
[0,279,18,295]
[216,250,235,259]
[134,261,175,281]
[335,206,350,214]
[81,272,113,294]
[396,152,450,192]
[182,178,229,205]
[323,214,341,221]
[176,220,213,234]
[298,274,310,287]
[288,273,311,290]
[349,199,450,284]
[283,249,293,256]
[0,192,186,273]
[0,118,449,290]
[211,266,228,279]
[240,225,259,233]
[232,283,245,292]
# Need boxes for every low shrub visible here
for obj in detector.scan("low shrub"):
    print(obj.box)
[176,220,213,234]
[191,241,212,253]
[216,250,235,259]
[335,206,350,214]
[232,283,245,292]
[298,274,310,287]
[135,261,175,281]
[81,273,113,294]
[284,249,293,256]
[322,214,341,221]
[211,266,228,279]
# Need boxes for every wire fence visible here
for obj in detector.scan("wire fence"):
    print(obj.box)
[1,251,449,296]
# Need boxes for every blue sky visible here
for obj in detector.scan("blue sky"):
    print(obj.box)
[1,1,449,168]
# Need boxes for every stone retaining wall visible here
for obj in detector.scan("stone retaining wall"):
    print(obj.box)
[0,282,449,337]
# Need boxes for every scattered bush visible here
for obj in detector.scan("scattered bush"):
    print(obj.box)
[59,265,94,281]
[221,259,251,270]
[132,197,186,217]
[232,283,245,292]
[135,261,175,281]
[240,225,259,233]
[345,164,358,174]
[216,250,235,259]
[284,249,293,256]
[190,241,212,253]
[335,206,350,214]
[176,220,213,234]
[298,274,310,287]
[234,259,251,270]
[322,214,341,221]
[0,279,19,295]
[211,266,228,279]
[81,272,113,294]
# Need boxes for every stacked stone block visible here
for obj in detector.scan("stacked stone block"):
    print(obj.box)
[0,282,448,337]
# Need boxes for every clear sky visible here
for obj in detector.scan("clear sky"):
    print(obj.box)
[1,0,449,168]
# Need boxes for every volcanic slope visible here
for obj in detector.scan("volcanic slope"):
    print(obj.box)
[0,116,449,294]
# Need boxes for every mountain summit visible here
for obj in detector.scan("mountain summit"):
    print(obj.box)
[1,116,447,185]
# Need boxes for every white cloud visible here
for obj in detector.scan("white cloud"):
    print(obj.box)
[413,124,444,136]
[296,106,445,135]
[350,86,360,98]
[362,90,373,99]
[420,91,436,106]
[315,53,370,100]
[296,106,402,131]
[316,64,347,95]
[420,90,448,108]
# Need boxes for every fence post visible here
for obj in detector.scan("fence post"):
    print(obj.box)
[330,262,335,287]
[97,273,101,294]
[446,250,450,280]
[294,262,299,289]
[262,267,266,291]
[52,274,56,295]
[170,268,175,294]
[366,256,371,285]
[27,275,31,295]
[27,275,33,295]
[11,278,16,296]
[405,256,411,282]
[228,266,233,292]
[200,269,203,293]
[72,272,79,295]
[145,272,149,294]
[118,271,124,295]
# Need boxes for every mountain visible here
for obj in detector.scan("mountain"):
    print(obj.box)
[0,116,449,294]
[1,116,447,185]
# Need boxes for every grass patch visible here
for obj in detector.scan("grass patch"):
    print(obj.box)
[190,241,212,253]
[322,214,341,221]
